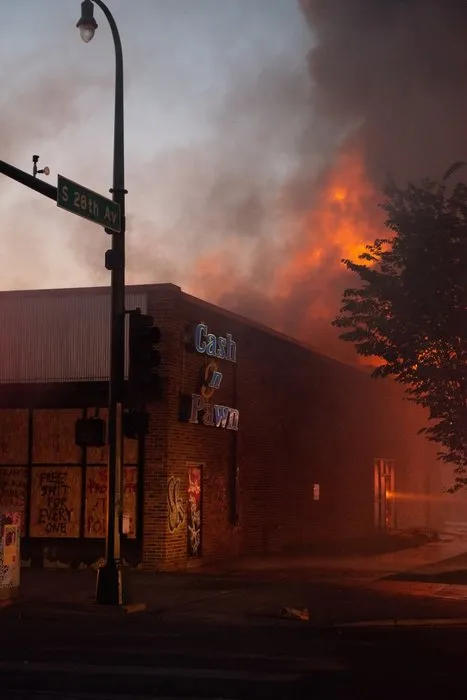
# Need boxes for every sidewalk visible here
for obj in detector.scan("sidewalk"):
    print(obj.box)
[3,537,467,627]
[203,536,467,579]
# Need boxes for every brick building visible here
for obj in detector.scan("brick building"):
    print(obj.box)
[0,283,442,571]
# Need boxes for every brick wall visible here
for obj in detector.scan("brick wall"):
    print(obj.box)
[153,290,240,569]
[142,286,442,571]
[142,286,179,570]
[0,283,445,570]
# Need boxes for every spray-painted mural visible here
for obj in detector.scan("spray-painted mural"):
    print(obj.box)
[187,463,202,557]
[167,476,185,533]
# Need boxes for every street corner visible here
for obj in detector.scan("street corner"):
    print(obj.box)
[366,578,447,597]
[364,576,467,602]
[0,598,151,623]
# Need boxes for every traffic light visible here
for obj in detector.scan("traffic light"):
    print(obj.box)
[128,309,161,389]
[75,417,106,448]
[123,409,149,440]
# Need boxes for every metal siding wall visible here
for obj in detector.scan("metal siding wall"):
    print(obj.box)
[0,291,147,383]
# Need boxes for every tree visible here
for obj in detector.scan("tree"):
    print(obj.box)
[333,163,467,490]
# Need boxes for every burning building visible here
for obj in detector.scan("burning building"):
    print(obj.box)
[184,0,467,369]
[0,284,443,570]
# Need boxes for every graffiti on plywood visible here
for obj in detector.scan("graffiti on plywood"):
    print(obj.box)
[167,476,185,533]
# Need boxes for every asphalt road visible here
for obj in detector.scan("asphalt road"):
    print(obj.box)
[5,541,467,700]
[1,610,467,699]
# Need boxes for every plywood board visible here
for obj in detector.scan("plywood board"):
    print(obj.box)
[32,409,82,464]
[29,467,82,538]
[84,465,137,539]
[0,466,28,536]
[124,466,137,538]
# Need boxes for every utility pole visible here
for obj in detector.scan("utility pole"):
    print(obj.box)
[0,1,128,608]
[77,0,127,605]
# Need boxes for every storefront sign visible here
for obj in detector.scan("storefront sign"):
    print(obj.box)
[200,360,223,399]
[194,323,237,363]
[189,393,239,431]
[181,323,239,430]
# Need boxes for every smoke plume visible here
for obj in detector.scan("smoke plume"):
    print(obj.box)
[300,0,467,182]
[176,0,467,364]
[6,2,465,365]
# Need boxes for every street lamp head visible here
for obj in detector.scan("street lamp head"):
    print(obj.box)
[79,25,96,43]
[77,0,98,43]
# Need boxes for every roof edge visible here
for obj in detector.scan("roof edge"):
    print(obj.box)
[180,289,370,377]
[0,282,181,300]
[0,282,371,377]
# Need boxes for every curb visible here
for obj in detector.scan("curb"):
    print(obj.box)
[0,600,148,618]
[53,601,148,616]
[124,602,147,614]
[335,617,467,629]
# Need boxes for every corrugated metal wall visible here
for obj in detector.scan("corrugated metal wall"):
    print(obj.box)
[0,290,147,383]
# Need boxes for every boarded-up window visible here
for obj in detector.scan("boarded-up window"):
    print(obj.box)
[0,409,28,465]
[29,467,82,538]
[32,409,82,464]
[84,465,137,539]
[0,410,29,537]
[0,466,28,536]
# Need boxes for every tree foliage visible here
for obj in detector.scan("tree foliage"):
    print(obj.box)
[333,164,467,490]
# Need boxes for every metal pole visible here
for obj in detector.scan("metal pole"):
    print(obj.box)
[92,0,127,606]
[0,160,57,201]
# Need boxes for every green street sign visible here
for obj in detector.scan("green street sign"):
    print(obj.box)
[57,175,121,233]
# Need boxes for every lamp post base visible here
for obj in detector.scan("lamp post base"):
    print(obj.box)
[95,560,124,605]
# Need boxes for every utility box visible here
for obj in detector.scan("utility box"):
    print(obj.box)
[0,512,21,603]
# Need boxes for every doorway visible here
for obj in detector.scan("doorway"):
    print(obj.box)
[374,458,396,530]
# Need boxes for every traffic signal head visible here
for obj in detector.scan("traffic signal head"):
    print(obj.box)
[123,409,150,440]
[75,417,106,448]
[128,309,161,389]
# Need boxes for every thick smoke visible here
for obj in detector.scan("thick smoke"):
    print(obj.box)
[182,0,467,363]
[124,55,319,299]
[0,57,113,290]
[11,1,464,364]
[300,0,467,183]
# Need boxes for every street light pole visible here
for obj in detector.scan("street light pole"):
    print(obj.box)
[77,0,127,605]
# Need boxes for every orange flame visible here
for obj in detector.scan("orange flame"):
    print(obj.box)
[277,148,382,300]
[188,147,384,364]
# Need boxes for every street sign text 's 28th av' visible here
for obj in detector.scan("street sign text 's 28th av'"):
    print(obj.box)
[57,175,121,233]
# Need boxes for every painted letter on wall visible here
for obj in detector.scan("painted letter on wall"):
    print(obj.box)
[0,467,27,536]
[29,467,82,538]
